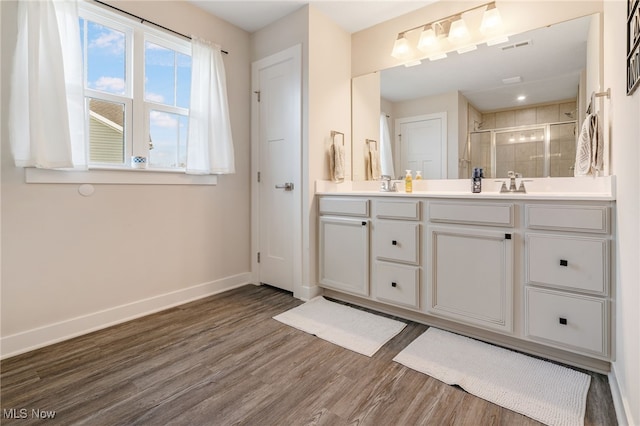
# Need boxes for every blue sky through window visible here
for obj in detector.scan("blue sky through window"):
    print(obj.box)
[80,17,191,168]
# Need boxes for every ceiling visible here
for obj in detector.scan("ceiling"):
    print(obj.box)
[187,1,435,33]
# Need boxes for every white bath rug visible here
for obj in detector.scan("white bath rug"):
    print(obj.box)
[273,296,406,357]
[393,327,591,426]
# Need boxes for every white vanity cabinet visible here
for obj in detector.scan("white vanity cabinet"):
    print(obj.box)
[318,197,370,296]
[524,203,612,358]
[372,199,422,309]
[425,202,515,333]
[316,189,616,370]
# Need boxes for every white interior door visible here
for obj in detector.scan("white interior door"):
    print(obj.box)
[251,45,301,292]
[396,113,447,179]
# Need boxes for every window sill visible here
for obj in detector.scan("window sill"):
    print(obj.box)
[25,167,218,185]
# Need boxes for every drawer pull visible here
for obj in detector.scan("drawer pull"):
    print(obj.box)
[392,240,398,246]
[391,282,397,288]
[559,259,569,267]
[505,233,512,240]
[362,221,367,226]
[559,317,568,325]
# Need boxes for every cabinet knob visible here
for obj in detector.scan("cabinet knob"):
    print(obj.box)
[362,221,367,226]
[392,240,397,245]
[559,317,568,325]
[559,259,568,267]
[391,282,397,287]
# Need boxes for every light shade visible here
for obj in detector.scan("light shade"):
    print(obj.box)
[417,26,437,52]
[480,3,503,34]
[391,33,411,59]
[448,17,470,44]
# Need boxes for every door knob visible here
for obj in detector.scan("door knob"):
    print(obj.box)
[275,182,294,191]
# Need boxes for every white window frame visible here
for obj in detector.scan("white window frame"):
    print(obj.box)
[27,2,217,185]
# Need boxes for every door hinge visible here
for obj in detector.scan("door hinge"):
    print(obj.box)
[254,90,261,102]
[257,252,261,263]
[257,171,261,182]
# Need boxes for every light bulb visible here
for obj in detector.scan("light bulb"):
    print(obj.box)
[448,17,470,44]
[481,4,503,34]
[391,33,411,59]
[417,27,437,52]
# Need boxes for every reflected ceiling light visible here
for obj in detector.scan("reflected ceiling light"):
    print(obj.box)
[390,2,506,62]
[448,16,470,44]
[480,2,503,34]
[429,52,448,61]
[404,60,422,67]
[457,44,478,54]
[391,33,411,59]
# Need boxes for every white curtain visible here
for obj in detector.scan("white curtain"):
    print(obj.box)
[9,0,86,169]
[186,36,235,175]
[379,113,395,178]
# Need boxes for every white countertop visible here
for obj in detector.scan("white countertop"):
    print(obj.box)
[315,176,616,201]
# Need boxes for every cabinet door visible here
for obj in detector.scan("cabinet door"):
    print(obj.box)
[426,226,514,333]
[319,216,369,296]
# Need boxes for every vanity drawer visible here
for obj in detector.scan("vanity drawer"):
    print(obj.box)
[429,202,514,227]
[525,287,607,356]
[526,233,608,295]
[525,204,609,233]
[319,197,369,217]
[374,221,420,265]
[374,261,420,309]
[375,199,420,220]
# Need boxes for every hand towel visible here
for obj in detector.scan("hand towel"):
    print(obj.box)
[370,148,381,180]
[330,143,345,182]
[574,113,602,176]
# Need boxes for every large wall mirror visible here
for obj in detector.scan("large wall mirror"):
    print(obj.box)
[352,13,602,181]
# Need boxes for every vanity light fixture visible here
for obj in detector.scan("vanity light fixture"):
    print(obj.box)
[517,95,527,101]
[391,33,411,59]
[480,2,503,34]
[417,26,437,51]
[391,2,507,61]
[448,15,470,44]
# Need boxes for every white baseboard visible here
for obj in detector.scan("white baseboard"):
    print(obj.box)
[608,365,630,425]
[295,284,322,301]
[1,272,253,359]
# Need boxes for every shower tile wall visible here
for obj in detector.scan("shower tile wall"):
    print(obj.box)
[550,123,577,177]
[481,101,576,130]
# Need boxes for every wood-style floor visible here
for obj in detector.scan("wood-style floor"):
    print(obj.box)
[1,285,617,425]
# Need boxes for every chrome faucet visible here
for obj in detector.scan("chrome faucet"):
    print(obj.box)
[499,171,527,193]
[379,175,397,192]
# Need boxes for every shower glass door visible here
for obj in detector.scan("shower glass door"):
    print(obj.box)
[469,121,577,178]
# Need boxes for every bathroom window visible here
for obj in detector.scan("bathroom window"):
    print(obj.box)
[79,5,191,170]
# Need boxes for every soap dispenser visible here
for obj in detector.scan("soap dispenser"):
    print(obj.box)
[415,171,422,180]
[405,170,413,193]
[472,168,483,193]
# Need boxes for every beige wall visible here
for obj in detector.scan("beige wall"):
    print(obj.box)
[604,2,640,424]
[0,0,252,356]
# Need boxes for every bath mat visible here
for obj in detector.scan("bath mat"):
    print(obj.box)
[393,328,590,426]
[273,296,406,357]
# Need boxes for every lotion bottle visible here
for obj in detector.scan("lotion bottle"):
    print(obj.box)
[405,170,413,193]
